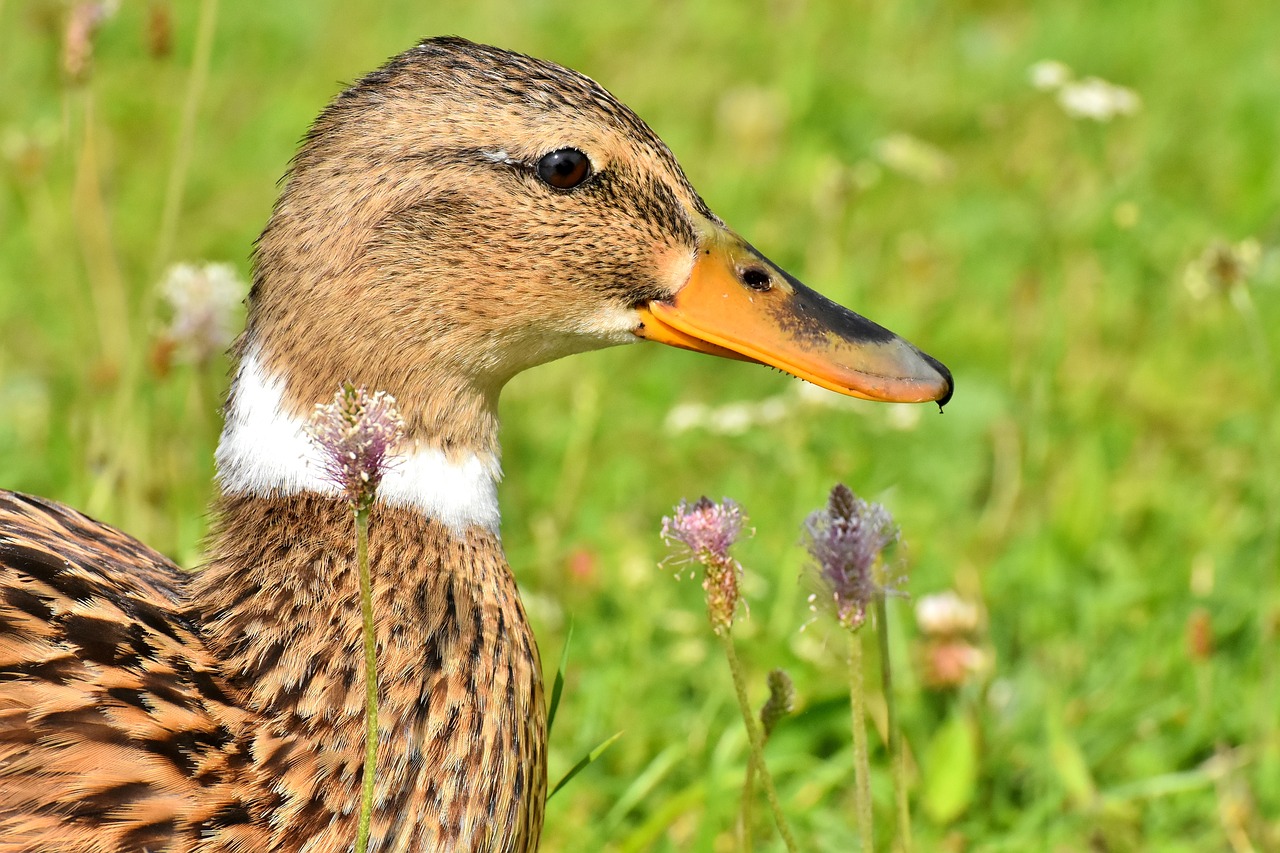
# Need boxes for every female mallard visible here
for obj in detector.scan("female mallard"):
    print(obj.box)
[0,37,950,852]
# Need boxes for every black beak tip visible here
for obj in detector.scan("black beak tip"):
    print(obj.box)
[921,352,954,410]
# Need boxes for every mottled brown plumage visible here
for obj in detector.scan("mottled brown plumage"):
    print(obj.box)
[0,35,951,853]
[0,492,540,851]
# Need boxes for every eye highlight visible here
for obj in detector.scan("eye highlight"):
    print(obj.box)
[536,148,592,190]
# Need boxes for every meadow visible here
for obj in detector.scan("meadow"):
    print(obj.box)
[2,1,1278,849]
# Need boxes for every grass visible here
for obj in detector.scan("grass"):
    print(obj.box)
[2,0,1278,849]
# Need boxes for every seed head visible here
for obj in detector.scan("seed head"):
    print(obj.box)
[305,383,405,511]
[802,484,899,631]
[661,497,748,634]
[760,669,795,741]
[63,2,118,83]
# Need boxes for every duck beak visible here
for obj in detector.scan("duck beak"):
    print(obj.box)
[635,218,953,406]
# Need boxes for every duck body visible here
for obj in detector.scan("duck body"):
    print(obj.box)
[0,491,541,852]
[0,37,950,851]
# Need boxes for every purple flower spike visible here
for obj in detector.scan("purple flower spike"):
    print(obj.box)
[803,484,899,631]
[662,497,745,561]
[661,497,748,634]
[306,383,406,511]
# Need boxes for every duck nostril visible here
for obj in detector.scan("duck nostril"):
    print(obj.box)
[740,267,772,292]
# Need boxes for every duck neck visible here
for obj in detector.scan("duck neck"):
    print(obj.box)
[192,351,546,850]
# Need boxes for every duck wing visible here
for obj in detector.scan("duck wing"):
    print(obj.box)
[0,491,259,852]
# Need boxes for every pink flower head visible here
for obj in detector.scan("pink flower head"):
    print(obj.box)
[802,484,899,631]
[305,383,405,511]
[661,496,746,562]
[661,497,748,634]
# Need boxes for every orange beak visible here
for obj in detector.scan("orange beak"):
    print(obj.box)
[635,218,953,406]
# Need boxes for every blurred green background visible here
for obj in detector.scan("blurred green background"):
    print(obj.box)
[2,1,1277,850]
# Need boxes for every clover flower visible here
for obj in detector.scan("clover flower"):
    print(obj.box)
[914,590,988,690]
[920,640,989,691]
[305,383,405,511]
[915,591,980,637]
[158,262,245,366]
[802,484,899,631]
[661,497,748,634]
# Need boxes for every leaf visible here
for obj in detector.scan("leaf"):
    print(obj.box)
[546,623,573,738]
[1046,702,1096,808]
[549,730,624,801]
[921,709,978,824]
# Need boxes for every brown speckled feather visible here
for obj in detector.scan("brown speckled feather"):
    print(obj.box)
[0,490,543,852]
[193,495,545,852]
[0,491,256,852]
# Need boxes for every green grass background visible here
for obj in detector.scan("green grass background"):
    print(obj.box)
[2,1,1278,849]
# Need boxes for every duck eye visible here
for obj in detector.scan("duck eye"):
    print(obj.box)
[536,148,591,190]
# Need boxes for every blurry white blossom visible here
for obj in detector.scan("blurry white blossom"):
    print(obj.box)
[665,396,789,436]
[1057,77,1141,121]
[916,591,980,637]
[159,262,245,365]
[874,133,953,184]
[1028,60,1072,91]
[1028,61,1141,122]
[916,591,988,690]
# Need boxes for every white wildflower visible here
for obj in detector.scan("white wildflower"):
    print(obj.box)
[874,133,953,184]
[663,395,790,436]
[1057,77,1141,121]
[915,591,980,637]
[159,262,245,365]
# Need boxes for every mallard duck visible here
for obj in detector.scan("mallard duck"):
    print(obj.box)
[0,37,951,852]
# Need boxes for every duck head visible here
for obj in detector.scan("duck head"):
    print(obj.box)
[240,37,951,461]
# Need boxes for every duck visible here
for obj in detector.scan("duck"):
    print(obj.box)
[0,36,951,852]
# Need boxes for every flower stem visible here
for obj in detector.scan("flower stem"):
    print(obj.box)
[152,0,219,276]
[355,507,378,853]
[847,630,875,852]
[875,595,911,852]
[719,632,797,852]
[740,748,756,852]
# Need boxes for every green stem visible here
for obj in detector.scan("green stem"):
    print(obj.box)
[848,630,874,852]
[739,746,756,852]
[718,632,797,853]
[152,0,219,275]
[355,507,378,853]
[1230,284,1280,772]
[875,596,911,852]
